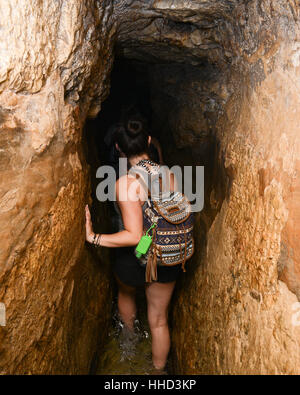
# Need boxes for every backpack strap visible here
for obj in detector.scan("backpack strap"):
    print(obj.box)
[132,162,164,203]
[181,223,187,272]
[130,167,152,208]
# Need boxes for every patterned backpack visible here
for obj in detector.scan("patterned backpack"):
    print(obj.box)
[130,159,194,282]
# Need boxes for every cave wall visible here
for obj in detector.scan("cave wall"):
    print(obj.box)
[0,0,116,374]
[0,0,299,375]
[167,1,300,374]
[141,1,300,371]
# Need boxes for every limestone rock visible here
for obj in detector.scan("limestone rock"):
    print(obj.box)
[0,0,116,374]
[0,0,300,375]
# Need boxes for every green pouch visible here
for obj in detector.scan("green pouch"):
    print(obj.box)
[135,222,157,259]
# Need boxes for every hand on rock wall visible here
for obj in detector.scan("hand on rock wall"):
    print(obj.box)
[85,205,95,244]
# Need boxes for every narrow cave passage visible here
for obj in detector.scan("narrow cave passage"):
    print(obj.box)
[84,60,160,374]
[83,1,299,375]
[83,58,226,374]
[0,0,299,376]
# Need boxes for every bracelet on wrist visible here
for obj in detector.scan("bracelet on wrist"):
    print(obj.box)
[92,233,102,248]
[96,234,102,248]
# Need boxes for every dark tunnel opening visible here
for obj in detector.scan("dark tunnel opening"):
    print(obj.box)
[83,57,228,374]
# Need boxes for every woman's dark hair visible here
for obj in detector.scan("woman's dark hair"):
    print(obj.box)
[113,109,150,158]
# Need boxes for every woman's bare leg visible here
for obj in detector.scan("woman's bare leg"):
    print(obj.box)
[145,281,176,370]
[115,275,137,330]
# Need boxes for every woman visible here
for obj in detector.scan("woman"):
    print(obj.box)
[85,116,181,371]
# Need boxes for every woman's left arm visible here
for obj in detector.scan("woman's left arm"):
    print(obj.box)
[85,176,143,248]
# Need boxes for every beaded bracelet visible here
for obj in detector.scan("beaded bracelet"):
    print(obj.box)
[93,233,102,248]
[96,234,102,248]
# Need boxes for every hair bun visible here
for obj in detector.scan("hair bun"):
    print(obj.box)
[127,119,142,136]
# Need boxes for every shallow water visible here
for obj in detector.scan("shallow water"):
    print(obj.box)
[96,293,161,375]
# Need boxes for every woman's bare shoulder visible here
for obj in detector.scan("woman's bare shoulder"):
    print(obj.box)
[116,174,139,187]
[116,174,140,201]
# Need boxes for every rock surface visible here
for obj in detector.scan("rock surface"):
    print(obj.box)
[161,2,300,374]
[0,0,116,374]
[113,0,300,374]
[114,0,238,66]
[0,0,299,374]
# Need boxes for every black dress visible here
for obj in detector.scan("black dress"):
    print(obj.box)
[111,185,181,288]
[113,246,181,288]
[111,197,182,288]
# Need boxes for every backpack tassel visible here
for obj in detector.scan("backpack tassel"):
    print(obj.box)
[146,228,158,283]
[146,245,158,282]
[146,250,153,283]
[152,245,158,281]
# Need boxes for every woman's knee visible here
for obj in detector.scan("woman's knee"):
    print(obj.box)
[148,309,168,330]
